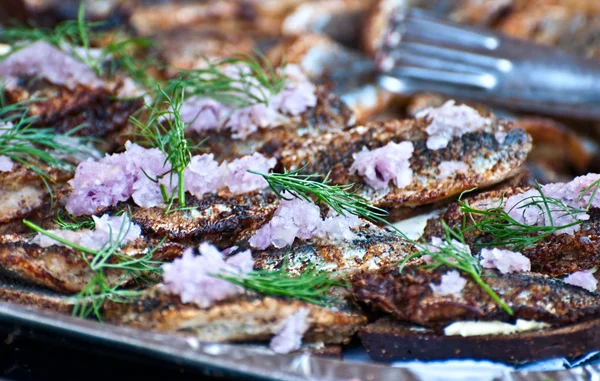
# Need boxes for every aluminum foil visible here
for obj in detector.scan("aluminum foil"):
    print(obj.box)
[0,302,599,381]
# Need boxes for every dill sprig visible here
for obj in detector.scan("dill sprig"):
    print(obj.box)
[249,166,391,225]
[214,261,348,306]
[163,51,285,108]
[459,181,599,250]
[0,96,96,186]
[54,210,95,231]
[130,85,196,208]
[23,218,164,320]
[400,222,514,315]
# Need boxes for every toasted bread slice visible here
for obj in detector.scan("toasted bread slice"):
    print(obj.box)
[360,317,600,364]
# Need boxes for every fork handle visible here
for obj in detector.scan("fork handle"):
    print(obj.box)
[378,8,600,121]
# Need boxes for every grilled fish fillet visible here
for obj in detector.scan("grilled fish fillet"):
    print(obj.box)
[352,265,600,328]
[497,0,600,60]
[253,222,414,278]
[281,0,377,46]
[3,80,143,143]
[406,95,591,180]
[0,235,182,293]
[0,163,70,226]
[153,28,255,74]
[359,316,600,364]
[129,0,305,37]
[124,191,280,248]
[104,289,366,345]
[189,86,355,162]
[423,187,600,277]
[279,116,531,219]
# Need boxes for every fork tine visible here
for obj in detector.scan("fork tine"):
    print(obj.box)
[388,66,497,89]
[384,42,513,72]
[385,49,492,76]
[385,8,500,51]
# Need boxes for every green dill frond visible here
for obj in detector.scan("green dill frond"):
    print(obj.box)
[400,222,514,315]
[130,84,196,208]
[0,95,99,188]
[103,36,159,90]
[163,50,285,109]
[54,210,95,231]
[459,182,592,250]
[214,260,347,306]
[23,218,164,320]
[249,166,391,225]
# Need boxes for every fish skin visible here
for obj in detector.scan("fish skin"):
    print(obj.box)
[421,186,527,243]
[424,187,600,277]
[0,234,182,293]
[352,265,600,329]
[0,191,278,293]
[103,288,367,345]
[253,222,415,278]
[123,191,280,248]
[0,163,71,225]
[3,81,143,142]
[279,116,532,216]
[154,28,255,73]
[187,86,354,162]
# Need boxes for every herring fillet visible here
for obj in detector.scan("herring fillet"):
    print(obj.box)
[103,290,367,345]
[0,163,70,225]
[124,191,281,247]
[0,235,182,293]
[279,116,532,217]
[187,86,355,162]
[3,83,142,141]
[253,222,415,278]
[423,187,600,277]
[352,265,600,328]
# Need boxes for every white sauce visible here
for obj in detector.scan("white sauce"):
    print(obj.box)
[392,210,441,240]
[443,320,550,337]
[0,44,11,56]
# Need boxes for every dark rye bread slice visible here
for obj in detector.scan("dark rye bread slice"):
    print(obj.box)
[360,317,600,364]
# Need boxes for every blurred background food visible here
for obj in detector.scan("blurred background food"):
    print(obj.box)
[1,0,599,183]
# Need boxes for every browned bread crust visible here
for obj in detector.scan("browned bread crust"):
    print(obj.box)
[360,317,600,364]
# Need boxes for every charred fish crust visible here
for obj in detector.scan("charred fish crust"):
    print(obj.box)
[519,209,600,277]
[280,118,532,214]
[423,190,600,277]
[0,163,72,225]
[422,186,527,242]
[352,266,600,329]
[0,235,182,294]
[253,223,415,277]
[126,192,280,247]
[103,289,367,345]
[298,86,356,134]
[3,82,143,138]
[187,86,355,162]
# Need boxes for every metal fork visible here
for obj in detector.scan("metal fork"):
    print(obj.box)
[376,8,600,121]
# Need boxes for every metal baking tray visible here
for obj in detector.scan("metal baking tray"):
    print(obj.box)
[1,300,600,381]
